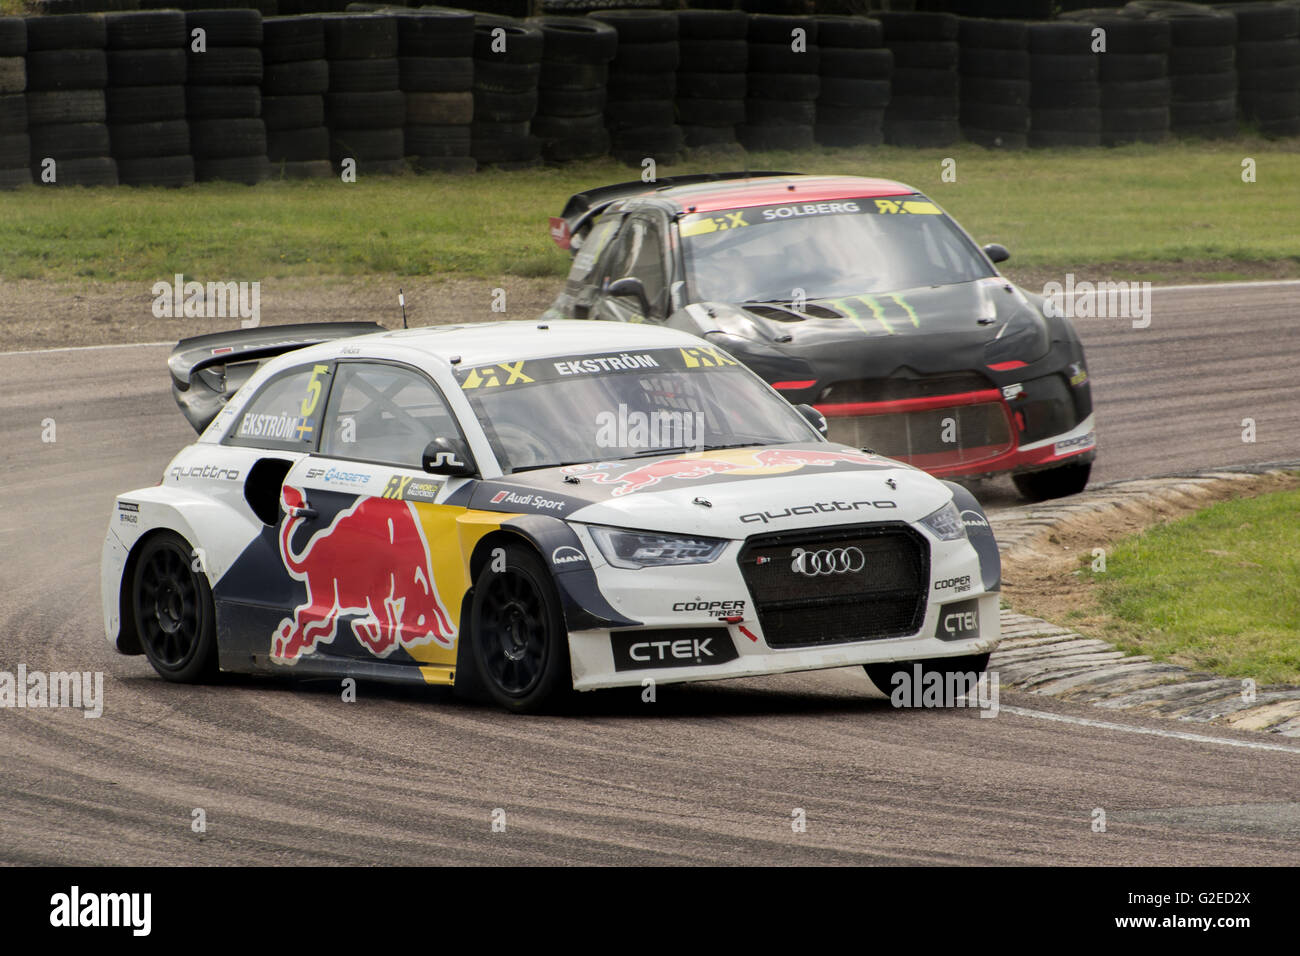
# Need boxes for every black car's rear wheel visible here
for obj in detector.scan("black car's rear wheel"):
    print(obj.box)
[470,544,572,713]
[1012,460,1091,501]
[132,531,218,682]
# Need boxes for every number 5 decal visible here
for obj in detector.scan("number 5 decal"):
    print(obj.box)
[301,364,330,417]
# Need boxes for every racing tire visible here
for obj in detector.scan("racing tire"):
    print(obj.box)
[186,85,261,120]
[679,8,748,41]
[406,91,473,125]
[587,9,678,44]
[263,59,329,96]
[25,51,108,92]
[399,56,473,93]
[107,85,186,123]
[0,165,32,189]
[194,154,268,184]
[960,48,1029,80]
[262,94,324,130]
[1012,461,1092,501]
[959,18,1027,51]
[0,18,22,58]
[540,60,607,91]
[263,15,326,63]
[327,56,399,92]
[185,47,263,87]
[109,119,189,159]
[814,120,884,147]
[676,71,745,100]
[888,41,958,71]
[814,15,882,49]
[132,531,220,684]
[864,653,991,701]
[184,9,263,48]
[469,544,572,714]
[322,14,398,60]
[397,10,475,59]
[117,153,195,187]
[0,56,23,94]
[819,47,893,80]
[24,12,106,51]
[26,90,106,126]
[471,16,544,64]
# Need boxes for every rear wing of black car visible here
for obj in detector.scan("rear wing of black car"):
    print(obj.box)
[549,170,799,254]
[169,322,386,433]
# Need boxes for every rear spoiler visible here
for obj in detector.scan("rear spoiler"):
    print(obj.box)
[549,170,800,254]
[169,321,386,433]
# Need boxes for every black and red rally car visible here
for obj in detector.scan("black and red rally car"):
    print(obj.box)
[544,172,1095,501]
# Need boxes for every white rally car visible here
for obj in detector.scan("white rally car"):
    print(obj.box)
[103,320,1002,713]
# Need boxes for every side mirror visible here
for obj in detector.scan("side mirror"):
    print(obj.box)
[983,243,1010,264]
[604,276,652,317]
[795,404,828,437]
[422,436,476,477]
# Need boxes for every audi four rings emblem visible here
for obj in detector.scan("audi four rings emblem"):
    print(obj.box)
[790,546,866,576]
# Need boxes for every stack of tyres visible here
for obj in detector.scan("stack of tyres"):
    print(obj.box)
[186,9,267,183]
[1027,20,1100,148]
[741,13,819,151]
[400,8,476,173]
[323,13,404,176]
[957,17,1029,149]
[0,17,29,189]
[674,8,747,151]
[528,15,616,162]
[813,15,889,148]
[590,8,682,165]
[878,11,960,147]
[24,14,117,186]
[1138,3,1237,139]
[262,15,331,179]
[470,14,543,168]
[1080,12,1171,145]
[1222,1,1300,138]
[105,11,192,187]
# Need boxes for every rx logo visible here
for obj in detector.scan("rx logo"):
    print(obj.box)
[461,361,533,389]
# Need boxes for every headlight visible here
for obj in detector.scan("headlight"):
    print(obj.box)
[587,526,728,569]
[919,501,966,541]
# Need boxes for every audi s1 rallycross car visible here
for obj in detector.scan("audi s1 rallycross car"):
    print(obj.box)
[545,171,1096,501]
[103,320,1001,713]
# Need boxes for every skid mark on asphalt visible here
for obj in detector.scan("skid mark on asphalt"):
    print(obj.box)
[997,704,1300,755]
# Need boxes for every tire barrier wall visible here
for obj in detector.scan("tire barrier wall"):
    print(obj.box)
[0,1,1293,188]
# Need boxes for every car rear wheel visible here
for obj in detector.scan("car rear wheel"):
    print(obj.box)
[132,531,218,682]
[1012,460,1091,501]
[470,544,572,713]
[865,653,991,700]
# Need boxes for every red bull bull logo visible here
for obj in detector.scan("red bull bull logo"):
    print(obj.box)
[561,447,878,497]
[272,486,457,664]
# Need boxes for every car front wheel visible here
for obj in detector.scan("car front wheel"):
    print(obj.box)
[470,544,572,714]
[865,653,991,701]
[132,531,219,682]
[1012,460,1091,501]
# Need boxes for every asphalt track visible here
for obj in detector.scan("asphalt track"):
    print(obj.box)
[0,282,1297,865]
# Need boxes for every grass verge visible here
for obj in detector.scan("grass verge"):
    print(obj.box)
[2,138,1298,284]
[1077,488,1300,685]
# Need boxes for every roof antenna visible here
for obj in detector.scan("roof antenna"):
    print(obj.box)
[398,288,408,329]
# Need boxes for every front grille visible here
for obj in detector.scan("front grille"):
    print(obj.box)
[738,523,929,648]
[825,401,1013,467]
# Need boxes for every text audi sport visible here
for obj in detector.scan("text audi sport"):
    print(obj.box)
[545,172,1096,501]
[102,320,1001,712]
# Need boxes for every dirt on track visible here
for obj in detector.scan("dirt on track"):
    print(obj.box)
[3,259,1298,353]
[0,275,564,352]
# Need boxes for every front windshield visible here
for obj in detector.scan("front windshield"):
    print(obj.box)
[681,195,995,303]
[457,346,817,473]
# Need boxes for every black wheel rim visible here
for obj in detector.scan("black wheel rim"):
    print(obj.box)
[135,543,202,670]
[478,569,548,697]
